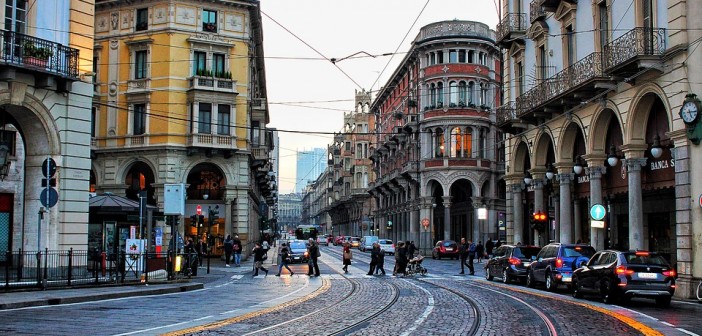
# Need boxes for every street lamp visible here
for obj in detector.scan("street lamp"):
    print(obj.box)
[523,171,533,186]
[650,134,663,159]
[573,157,584,175]
[545,163,555,181]
[607,144,619,167]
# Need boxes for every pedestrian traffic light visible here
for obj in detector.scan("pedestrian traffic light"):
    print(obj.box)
[198,215,205,226]
[190,215,197,227]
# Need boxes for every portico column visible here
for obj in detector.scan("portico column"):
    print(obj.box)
[587,165,607,250]
[443,196,452,240]
[511,184,524,245]
[558,172,574,244]
[625,157,647,250]
[420,198,433,255]
[471,197,483,241]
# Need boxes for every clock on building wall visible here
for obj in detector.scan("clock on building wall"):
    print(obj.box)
[680,93,702,145]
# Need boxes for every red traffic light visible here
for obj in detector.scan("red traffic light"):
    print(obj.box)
[532,212,547,222]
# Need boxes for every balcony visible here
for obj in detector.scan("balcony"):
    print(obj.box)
[189,76,237,94]
[496,13,526,47]
[603,27,666,76]
[251,146,269,161]
[0,29,79,81]
[530,0,546,23]
[541,0,576,12]
[187,133,237,150]
[402,113,418,133]
[516,52,611,121]
[496,102,527,134]
[126,78,150,94]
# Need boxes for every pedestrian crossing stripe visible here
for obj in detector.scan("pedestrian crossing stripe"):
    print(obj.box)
[230,275,244,280]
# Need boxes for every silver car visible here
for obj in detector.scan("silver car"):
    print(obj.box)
[378,239,395,255]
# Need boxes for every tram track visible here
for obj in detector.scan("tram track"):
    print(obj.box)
[413,278,482,335]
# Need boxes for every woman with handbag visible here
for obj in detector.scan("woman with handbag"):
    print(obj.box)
[252,242,269,277]
[342,242,352,274]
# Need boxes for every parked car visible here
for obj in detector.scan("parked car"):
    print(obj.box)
[360,236,379,252]
[378,239,395,255]
[527,243,596,291]
[572,250,676,306]
[349,237,361,248]
[432,240,459,260]
[485,245,542,284]
[287,240,309,264]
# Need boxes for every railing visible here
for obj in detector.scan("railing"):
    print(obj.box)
[603,27,666,71]
[496,102,518,125]
[0,29,79,79]
[187,133,236,149]
[251,146,269,160]
[189,76,237,93]
[496,13,526,42]
[2,249,177,290]
[127,78,150,93]
[517,52,605,117]
[530,0,546,23]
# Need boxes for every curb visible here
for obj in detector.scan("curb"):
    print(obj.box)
[0,282,204,310]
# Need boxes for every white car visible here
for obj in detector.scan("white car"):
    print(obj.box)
[378,239,395,255]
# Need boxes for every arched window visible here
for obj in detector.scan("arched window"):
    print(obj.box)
[464,128,473,158]
[468,81,475,105]
[435,128,445,157]
[437,82,444,106]
[362,172,368,187]
[449,81,458,106]
[458,81,467,106]
[430,52,436,65]
[481,83,488,106]
[430,83,437,107]
[468,50,474,63]
[450,128,461,157]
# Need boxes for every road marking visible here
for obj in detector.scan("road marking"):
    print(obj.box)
[661,322,674,327]
[677,328,700,336]
[230,275,244,280]
[400,280,435,336]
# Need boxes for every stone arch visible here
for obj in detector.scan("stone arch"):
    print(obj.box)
[626,84,672,145]
[510,140,531,174]
[557,121,586,162]
[186,162,228,200]
[117,157,158,186]
[589,102,624,154]
[124,160,157,204]
[449,178,473,202]
[533,129,556,167]
[480,180,490,197]
[0,91,61,157]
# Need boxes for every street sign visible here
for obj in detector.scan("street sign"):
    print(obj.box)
[39,187,58,208]
[591,220,605,228]
[196,205,202,215]
[590,204,606,221]
[42,158,57,178]
[421,218,430,229]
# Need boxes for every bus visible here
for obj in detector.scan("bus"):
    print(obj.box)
[294,225,321,240]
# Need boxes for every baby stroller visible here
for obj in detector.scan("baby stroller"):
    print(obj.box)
[406,254,428,276]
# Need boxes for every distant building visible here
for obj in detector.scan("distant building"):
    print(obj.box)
[295,148,326,192]
[278,193,302,233]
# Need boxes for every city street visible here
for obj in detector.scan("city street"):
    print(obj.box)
[0,244,700,336]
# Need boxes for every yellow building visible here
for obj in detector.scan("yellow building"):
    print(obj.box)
[92,0,273,256]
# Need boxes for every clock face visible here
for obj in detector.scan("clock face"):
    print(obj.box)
[681,101,699,124]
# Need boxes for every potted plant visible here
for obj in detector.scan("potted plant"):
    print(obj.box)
[23,41,52,67]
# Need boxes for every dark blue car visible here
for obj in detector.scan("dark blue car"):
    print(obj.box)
[527,243,596,291]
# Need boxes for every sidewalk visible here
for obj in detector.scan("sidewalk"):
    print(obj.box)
[0,250,278,310]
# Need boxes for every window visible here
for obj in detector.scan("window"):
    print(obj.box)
[92,56,98,84]
[135,50,147,79]
[598,2,609,50]
[565,25,576,66]
[198,103,212,134]
[468,50,474,63]
[517,62,525,96]
[458,50,466,63]
[91,107,97,137]
[458,82,467,105]
[539,45,548,81]
[430,84,437,106]
[136,8,148,31]
[449,81,458,105]
[217,104,230,135]
[437,50,444,63]
[429,52,436,65]
[437,82,444,105]
[449,50,458,63]
[4,0,26,33]
[203,9,217,32]
[133,104,146,135]
[251,121,260,145]
[213,53,225,77]
[345,141,351,151]
[435,128,445,157]
[194,51,206,75]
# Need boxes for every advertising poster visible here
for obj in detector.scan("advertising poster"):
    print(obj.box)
[125,238,146,274]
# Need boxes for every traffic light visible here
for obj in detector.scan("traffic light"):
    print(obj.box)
[531,211,548,231]
[209,206,219,222]
[190,215,197,227]
[198,215,205,226]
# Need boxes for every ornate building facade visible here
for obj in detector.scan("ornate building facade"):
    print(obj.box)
[497,0,702,298]
[369,21,505,254]
[92,0,274,256]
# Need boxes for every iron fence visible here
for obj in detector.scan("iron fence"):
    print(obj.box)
[2,249,190,290]
[0,29,79,78]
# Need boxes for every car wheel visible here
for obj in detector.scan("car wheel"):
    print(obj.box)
[526,270,536,288]
[572,277,583,299]
[655,297,671,307]
[545,272,557,292]
[502,269,511,284]
[602,281,618,304]
[485,267,493,281]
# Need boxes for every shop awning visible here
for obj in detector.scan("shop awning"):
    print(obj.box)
[89,193,157,214]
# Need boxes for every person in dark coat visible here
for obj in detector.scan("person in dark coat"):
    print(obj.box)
[223,235,234,267]
[407,240,416,259]
[252,242,268,277]
[232,235,242,267]
[184,238,197,276]
[342,242,353,273]
[276,242,293,276]
[367,243,379,275]
[476,241,485,263]
[459,238,470,275]
[467,240,476,275]
[375,243,386,275]
[395,242,408,277]
[485,238,495,258]
[307,238,320,276]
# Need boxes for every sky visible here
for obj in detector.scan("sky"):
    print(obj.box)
[261,0,500,194]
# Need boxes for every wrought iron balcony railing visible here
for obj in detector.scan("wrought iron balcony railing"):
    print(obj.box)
[530,0,546,23]
[496,13,526,44]
[0,29,79,79]
[603,27,666,71]
[496,102,517,125]
[516,52,606,118]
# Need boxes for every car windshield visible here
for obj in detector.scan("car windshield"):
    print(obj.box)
[379,240,392,244]
[624,253,669,265]
[351,237,360,242]
[513,247,540,259]
[442,241,456,247]
[562,246,595,258]
[290,242,306,249]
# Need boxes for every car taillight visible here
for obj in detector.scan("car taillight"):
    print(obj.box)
[392,244,395,248]
[615,266,634,275]
[555,258,563,268]
[509,257,521,265]
[662,269,676,277]
[635,251,650,257]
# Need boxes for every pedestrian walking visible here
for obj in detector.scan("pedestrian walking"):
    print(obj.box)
[393,242,402,276]
[223,235,234,267]
[262,239,270,252]
[307,238,320,277]
[395,242,408,277]
[495,239,502,248]
[476,241,485,263]
[467,239,476,275]
[407,240,416,259]
[375,244,386,275]
[459,238,470,275]
[276,242,293,276]
[232,235,242,267]
[252,242,269,277]
[485,238,494,259]
[367,243,379,275]
[184,238,197,276]
[342,242,352,273]
[196,236,207,267]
